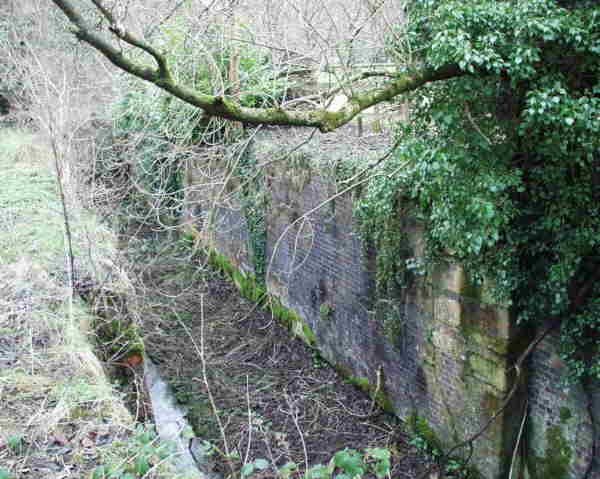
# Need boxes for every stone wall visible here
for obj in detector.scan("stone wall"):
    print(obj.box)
[182,131,598,479]
[525,323,599,479]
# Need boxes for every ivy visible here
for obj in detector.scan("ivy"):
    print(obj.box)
[339,150,419,351]
[109,15,286,225]
[395,0,600,380]
[349,0,600,380]
[354,153,410,296]
[234,141,267,284]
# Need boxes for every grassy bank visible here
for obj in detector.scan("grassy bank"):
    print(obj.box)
[0,129,185,479]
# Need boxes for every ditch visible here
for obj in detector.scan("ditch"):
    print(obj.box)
[100,220,436,479]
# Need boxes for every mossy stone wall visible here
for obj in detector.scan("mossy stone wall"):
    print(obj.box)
[182,132,598,479]
[525,322,598,479]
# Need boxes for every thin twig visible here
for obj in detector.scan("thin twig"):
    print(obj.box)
[508,399,528,479]
[244,374,252,466]
[286,393,309,473]
[177,298,236,477]
[265,167,378,282]
[339,135,403,185]
[49,127,76,290]
[464,102,492,145]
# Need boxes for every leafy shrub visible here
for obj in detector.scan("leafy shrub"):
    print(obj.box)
[385,0,600,381]
[109,17,286,222]
[91,424,176,479]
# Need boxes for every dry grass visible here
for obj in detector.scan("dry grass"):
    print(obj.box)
[0,129,189,479]
[0,1,206,476]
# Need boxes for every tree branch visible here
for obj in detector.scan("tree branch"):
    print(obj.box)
[49,0,467,132]
[51,0,158,82]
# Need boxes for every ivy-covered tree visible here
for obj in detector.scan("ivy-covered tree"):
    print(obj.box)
[395,0,600,380]
[51,0,600,379]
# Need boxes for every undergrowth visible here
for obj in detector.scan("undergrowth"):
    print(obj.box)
[0,129,183,479]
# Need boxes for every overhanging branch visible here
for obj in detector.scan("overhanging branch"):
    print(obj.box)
[49,0,468,133]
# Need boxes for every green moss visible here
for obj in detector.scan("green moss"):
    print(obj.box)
[460,321,510,356]
[208,250,236,277]
[93,314,144,362]
[339,371,394,413]
[528,421,573,479]
[377,394,394,412]
[319,303,333,320]
[249,283,266,302]
[543,426,572,478]
[317,110,346,131]
[232,269,245,289]
[300,322,317,346]
[463,352,507,391]
[270,302,288,321]
[208,249,318,347]
[208,249,265,302]
[559,407,572,422]
[406,413,443,453]
[208,247,322,364]
[268,297,316,346]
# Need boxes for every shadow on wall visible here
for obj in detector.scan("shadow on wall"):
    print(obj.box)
[0,94,10,115]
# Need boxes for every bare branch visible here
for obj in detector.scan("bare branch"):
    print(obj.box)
[49,0,468,132]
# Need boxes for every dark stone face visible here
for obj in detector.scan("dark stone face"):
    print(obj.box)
[184,134,597,478]
[0,94,10,115]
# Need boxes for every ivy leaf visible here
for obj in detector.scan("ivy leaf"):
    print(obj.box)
[333,449,366,477]
[365,447,390,461]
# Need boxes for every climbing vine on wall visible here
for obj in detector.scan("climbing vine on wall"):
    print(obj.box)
[397,0,600,382]
[233,140,268,284]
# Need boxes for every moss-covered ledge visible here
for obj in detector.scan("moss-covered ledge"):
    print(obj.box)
[180,227,408,420]
[193,232,317,348]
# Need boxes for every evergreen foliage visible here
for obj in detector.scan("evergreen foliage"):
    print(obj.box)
[395,0,600,380]
[110,16,285,219]
[115,17,285,146]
